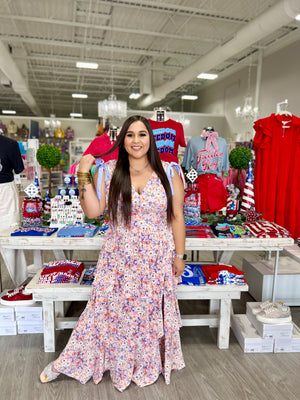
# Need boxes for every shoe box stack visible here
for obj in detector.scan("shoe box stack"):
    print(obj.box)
[0,286,43,335]
[0,304,17,335]
[231,301,300,353]
[15,304,43,334]
[0,302,44,335]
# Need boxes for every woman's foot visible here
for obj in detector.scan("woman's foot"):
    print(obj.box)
[40,362,60,383]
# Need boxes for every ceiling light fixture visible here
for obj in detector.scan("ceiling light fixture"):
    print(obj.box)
[197,73,218,80]
[2,109,16,114]
[70,113,83,118]
[129,93,141,99]
[72,93,88,99]
[181,95,198,100]
[295,14,300,21]
[76,61,98,69]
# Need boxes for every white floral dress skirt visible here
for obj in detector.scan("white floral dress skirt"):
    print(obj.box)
[54,160,185,391]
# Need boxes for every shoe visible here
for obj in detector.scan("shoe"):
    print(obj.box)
[0,289,35,306]
[6,284,27,295]
[40,362,60,383]
[256,305,292,324]
[252,300,285,315]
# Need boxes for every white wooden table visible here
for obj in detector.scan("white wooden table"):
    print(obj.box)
[0,228,293,351]
[26,269,249,352]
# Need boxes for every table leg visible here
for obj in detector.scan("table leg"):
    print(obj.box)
[271,250,280,302]
[209,299,220,328]
[42,300,56,352]
[218,298,231,349]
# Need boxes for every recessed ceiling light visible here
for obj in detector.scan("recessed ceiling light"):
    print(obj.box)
[76,61,98,69]
[295,14,300,21]
[197,73,218,80]
[72,93,88,99]
[129,93,141,99]
[2,109,16,114]
[181,95,198,100]
[70,113,83,118]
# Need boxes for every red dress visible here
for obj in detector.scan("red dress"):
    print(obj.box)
[253,113,300,239]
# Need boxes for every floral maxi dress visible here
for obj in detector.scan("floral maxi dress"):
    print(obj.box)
[54,160,185,391]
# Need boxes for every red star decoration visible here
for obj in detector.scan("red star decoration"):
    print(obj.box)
[241,206,263,223]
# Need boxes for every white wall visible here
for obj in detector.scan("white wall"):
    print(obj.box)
[194,39,300,141]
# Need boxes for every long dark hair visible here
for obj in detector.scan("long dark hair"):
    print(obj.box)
[99,115,173,226]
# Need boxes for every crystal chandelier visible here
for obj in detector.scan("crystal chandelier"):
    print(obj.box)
[235,96,259,120]
[98,94,127,119]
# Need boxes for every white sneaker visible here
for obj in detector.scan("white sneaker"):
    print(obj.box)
[256,305,292,324]
[252,300,285,315]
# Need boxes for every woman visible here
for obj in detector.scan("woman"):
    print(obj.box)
[40,115,186,391]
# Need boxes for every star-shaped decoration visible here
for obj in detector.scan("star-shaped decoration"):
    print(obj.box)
[186,167,198,183]
[241,206,263,223]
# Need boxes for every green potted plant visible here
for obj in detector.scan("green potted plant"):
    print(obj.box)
[36,144,61,197]
[229,146,253,192]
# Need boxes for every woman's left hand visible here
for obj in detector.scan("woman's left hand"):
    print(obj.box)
[172,258,186,277]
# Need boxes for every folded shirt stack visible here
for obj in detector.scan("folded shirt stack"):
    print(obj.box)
[243,221,291,238]
[11,226,58,236]
[185,224,215,238]
[57,223,99,237]
[180,264,206,286]
[201,264,246,285]
[211,223,250,238]
[80,265,97,285]
[38,259,84,284]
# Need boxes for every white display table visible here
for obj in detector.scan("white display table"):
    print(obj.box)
[0,227,294,352]
[26,269,248,352]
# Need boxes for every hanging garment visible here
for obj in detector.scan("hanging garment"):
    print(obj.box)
[182,134,229,177]
[148,119,186,163]
[253,113,300,239]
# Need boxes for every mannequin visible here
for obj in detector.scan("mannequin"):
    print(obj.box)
[0,133,24,231]
[182,128,229,213]
[149,107,186,163]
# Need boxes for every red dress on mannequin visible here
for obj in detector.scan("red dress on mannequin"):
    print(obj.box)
[253,113,300,239]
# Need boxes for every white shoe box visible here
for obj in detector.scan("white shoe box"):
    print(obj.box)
[231,314,274,353]
[15,303,43,321]
[246,302,293,339]
[274,322,300,353]
[0,304,15,322]
[0,321,17,336]
[17,321,44,334]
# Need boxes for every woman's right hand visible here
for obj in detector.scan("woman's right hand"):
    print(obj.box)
[78,154,95,173]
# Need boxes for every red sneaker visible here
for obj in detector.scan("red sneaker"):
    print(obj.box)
[0,290,35,306]
[6,284,27,295]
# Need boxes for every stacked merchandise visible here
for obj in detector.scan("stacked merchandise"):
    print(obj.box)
[211,222,250,238]
[38,260,84,284]
[185,224,214,238]
[243,221,292,238]
[180,264,246,286]
[10,226,58,236]
[57,223,99,237]
[80,265,97,285]
[232,301,300,353]
[15,304,43,334]
[184,183,201,225]
[201,264,246,285]
[180,264,206,286]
